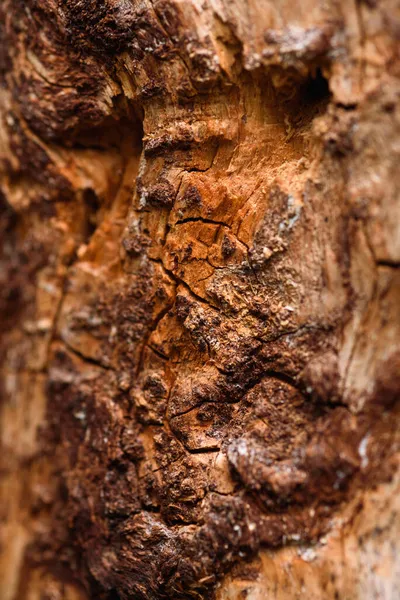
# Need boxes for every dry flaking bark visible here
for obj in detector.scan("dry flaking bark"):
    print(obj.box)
[0,1,399,599]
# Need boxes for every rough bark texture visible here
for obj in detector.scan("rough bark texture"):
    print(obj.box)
[0,1,399,599]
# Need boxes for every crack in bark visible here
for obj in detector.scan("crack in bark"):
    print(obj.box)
[135,290,177,378]
[59,337,114,371]
[148,256,223,313]
[175,216,232,229]
[376,260,400,269]
[26,51,79,90]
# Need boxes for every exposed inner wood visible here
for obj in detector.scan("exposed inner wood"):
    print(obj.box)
[0,1,399,599]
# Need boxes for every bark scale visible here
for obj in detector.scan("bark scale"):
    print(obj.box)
[0,1,399,599]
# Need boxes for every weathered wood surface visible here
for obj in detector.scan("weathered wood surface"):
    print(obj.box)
[0,1,399,598]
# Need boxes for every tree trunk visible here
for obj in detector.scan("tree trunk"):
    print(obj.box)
[0,1,399,599]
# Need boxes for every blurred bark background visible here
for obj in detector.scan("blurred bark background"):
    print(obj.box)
[0,1,399,599]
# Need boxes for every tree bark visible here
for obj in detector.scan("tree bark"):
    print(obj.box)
[0,1,399,599]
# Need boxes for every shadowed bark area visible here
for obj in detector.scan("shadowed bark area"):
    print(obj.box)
[0,1,399,599]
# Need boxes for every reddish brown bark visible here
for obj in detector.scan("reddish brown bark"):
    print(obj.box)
[0,1,399,599]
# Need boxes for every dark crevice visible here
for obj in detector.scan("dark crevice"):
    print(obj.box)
[147,344,169,361]
[83,188,101,242]
[175,216,232,229]
[376,259,400,269]
[135,295,176,378]
[186,446,220,455]
[303,67,331,105]
[148,257,223,313]
[59,338,114,371]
